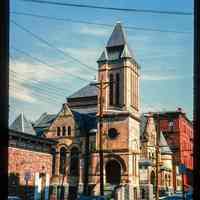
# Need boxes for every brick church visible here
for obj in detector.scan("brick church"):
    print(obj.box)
[9,22,191,200]
[9,22,141,200]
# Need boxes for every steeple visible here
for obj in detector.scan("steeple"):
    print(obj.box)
[97,22,140,113]
[106,22,127,48]
[97,22,134,62]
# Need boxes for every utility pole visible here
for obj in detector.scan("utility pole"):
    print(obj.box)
[99,77,104,196]
[155,113,160,200]
[91,76,110,196]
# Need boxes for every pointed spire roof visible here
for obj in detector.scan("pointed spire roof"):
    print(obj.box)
[159,132,173,155]
[121,44,133,58]
[106,22,127,48]
[97,48,108,62]
[10,113,36,135]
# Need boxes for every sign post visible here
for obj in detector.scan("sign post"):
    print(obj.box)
[24,172,31,200]
[179,164,186,200]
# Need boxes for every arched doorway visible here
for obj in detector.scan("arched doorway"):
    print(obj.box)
[106,159,121,185]
[150,171,156,194]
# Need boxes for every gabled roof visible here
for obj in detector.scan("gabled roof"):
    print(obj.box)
[97,48,108,62]
[106,22,127,48]
[68,83,98,99]
[121,44,133,58]
[34,113,57,128]
[10,113,36,136]
[159,132,173,155]
[98,22,134,62]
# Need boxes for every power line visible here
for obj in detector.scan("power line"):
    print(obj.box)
[11,46,90,82]
[9,83,62,104]
[10,69,69,96]
[10,56,72,94]
[10,72,67,99]
[20,0,193,16]
[11,11,192,34]
[11,19,97,72]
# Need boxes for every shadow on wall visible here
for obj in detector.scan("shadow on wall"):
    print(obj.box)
[8,173,35,199]
[8,173,48,200]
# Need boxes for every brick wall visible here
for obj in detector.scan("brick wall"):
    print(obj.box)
[8,147,52,198]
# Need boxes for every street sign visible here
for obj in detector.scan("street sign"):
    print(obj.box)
[179,164,187,174]
[24,171,31,183]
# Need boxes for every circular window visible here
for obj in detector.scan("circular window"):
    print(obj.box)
[108,128,119,139]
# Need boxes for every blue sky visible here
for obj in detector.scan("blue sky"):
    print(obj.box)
[9,0,194,124]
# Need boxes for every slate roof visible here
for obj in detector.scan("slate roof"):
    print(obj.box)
[34,113,57,128]
[34,109,97,137]
[97,22,134,62]
[159,132,173,155]
[33,113,57,136]
[106,22,127,48]
[10,113,36,135]
[68,83,98,99]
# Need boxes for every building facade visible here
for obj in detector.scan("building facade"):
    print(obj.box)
[8,113,57,200]
[33,22,141,200]
[153,108,193,191]
[139,113,173,199]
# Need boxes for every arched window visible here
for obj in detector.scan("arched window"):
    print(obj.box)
[168,174,171,186]
[109,74,114,105]
[70,147,79,176]
[51,148,56,175]
[59,147,67,175]
[150,171,156,194]
[116,73,120,105]
[62,126,66,136]
[68,126,71,136]
[57,127,61,136]
[165,174,168,187]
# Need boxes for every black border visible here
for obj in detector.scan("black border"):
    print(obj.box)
[0,0,199,199]
[193,0,200,199]
[0,0,9,199]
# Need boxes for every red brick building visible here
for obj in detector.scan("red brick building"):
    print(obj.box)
[153,108,193,191]
[8,113,57,200]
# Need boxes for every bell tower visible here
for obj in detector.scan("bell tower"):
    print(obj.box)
[97,22,140,117]
[92,22,141,199]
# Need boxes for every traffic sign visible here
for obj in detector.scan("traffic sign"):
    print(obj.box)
[179,164,187,174]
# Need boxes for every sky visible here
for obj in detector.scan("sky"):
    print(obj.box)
[9,0,194,124]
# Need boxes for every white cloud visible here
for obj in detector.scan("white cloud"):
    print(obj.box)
[9,60,67,103]
[79,25,110,37]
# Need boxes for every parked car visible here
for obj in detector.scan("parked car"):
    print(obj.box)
[8,196,22,200]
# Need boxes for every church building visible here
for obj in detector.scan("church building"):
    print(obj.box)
[34,22,141,200]
[8,22,141,200]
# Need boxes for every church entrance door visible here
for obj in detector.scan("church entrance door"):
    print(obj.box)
[106,160,121,185]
